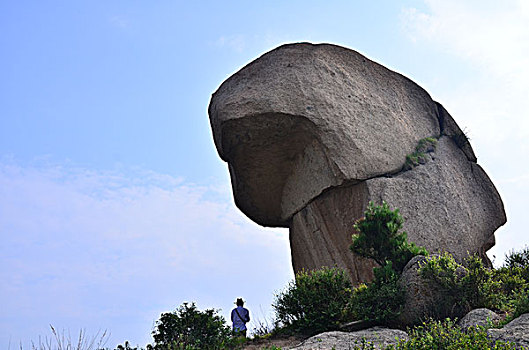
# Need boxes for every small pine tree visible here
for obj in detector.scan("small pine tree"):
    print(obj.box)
[351,201,428,273]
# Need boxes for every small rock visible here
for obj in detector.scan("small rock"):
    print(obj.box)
[397,255,436,326]
[290,328,408,350]
[487,313,529,349]
[397,254,470,326]
[457,308,501,330]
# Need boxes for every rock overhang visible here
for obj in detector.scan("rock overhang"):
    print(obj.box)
[209,42,506,282]
[209,42,441,226]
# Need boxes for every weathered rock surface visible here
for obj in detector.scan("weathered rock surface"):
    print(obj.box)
[290,182,377,282]
[290,328,408,350]
[266,314,529,350]
[365,136,504,264]
[396,255,435,325]
[209,42,506,283]
[458,308,501,330]
[398,255,480,326]
[488,314,529,349]
[290,136,504,281]
[209,43,440,227]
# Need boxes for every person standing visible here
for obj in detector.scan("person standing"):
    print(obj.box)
[231,298,250,337]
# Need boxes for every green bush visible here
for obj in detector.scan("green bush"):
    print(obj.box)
[511,290,529,320]
[391,318,516,349]
[495,246,529,297]
[272,267,353,336]
[417,251,529,319]
[419,252,468,318]
[351,201,428,274]
[499,257,529,324]
[151,302,234,350]
[504,246,529,270]
[350,203,528,327]
[351,319,518,349]
[418,253,493,318]
[115,341,145,350]
[350,261,405,325]
[493,266,527,298]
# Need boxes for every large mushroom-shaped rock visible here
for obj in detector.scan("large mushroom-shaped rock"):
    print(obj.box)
[210,43,440,226]
[208,43,506,284]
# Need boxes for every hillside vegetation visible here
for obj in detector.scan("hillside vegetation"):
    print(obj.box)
[29,203,529,349]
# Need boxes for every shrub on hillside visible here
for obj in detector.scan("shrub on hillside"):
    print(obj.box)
[504,246,529,270]
[272,267,353,336]
[151,302,234,350]
[418,248,529,320]
[115,341,144,350]
[494,247,529,298]
[495,247,529,323]
[351,319,517,349]
[350,261,405,325]
[418,252,499,318]
[390,318,516,349]
[515,291,529,317]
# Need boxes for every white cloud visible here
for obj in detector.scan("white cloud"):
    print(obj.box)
[110,15,131,29]
[401,0,529,163]
[401,0,529,264]
[214,34,247,53]
[0,160,292,348]
[403,1,529,85]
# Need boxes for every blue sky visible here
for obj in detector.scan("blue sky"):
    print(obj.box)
[1,0,528,348]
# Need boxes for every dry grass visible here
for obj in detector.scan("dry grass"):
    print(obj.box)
[12,325,109,350]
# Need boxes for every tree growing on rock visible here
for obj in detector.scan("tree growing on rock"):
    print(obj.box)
[351,201,428,273]
[349,202,429,325]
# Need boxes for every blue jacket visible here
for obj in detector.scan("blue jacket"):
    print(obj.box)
[231,306,250,331]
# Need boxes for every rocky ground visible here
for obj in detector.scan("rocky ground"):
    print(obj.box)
[242,335,303,349]
[242,310,529,350]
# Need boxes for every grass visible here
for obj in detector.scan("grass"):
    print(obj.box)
[403,137,438,171]
[13,325,109,350]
